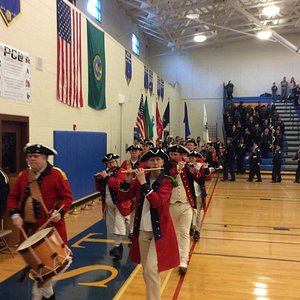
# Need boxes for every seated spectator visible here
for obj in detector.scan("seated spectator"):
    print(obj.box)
[260,128,272,158]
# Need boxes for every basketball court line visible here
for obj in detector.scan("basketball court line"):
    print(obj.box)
[196,236,300,245]
[196,252,300,263]
[171,175,220,300]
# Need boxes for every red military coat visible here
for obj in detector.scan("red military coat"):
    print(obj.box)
[7,163,73,244]
[118,174,180,272]
[95,167,131,216]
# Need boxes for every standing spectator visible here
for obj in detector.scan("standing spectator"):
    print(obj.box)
[222,137,236,181]
[271,144,282,183]
[236,138,247,175]
[292,145,300,183]
[247,142,262,182]
[271,82,278,101]
[281,76,288,102]
[118,148,179,300]
[289,77,296,99]
[95,153,130,259]
[225,80,234,100]
[0,168,9,218]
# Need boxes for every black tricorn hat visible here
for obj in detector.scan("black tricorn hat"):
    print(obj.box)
[185,138,197,146]
[24,143,57,156]
[188,150,202,158]
[126,144,143,152]
[140,148,169,163]
[167,144,190,154]
[101,153,120,163]
[141,140,155,147]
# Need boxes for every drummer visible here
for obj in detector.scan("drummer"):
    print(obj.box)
[7,143,73,300]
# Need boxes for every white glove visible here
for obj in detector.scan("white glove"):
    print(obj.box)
[12,215,24,229]
[50,210,62,223]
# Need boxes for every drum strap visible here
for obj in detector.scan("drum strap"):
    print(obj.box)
[28,170,50,215]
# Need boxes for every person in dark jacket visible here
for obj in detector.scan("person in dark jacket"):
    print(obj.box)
[247,142,262,182]
[222,138,236,181]
[293,145,300,183]
[271,144,282,183]
[236,138,247,174]
[0,168,9,218]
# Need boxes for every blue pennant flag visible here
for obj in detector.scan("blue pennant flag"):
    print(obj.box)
[163,102,170,128]
[0,0,21,26]
[125,50,132,84]
[184,102,191,138]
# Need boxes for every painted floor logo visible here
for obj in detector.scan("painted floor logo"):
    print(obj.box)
[0,221,136,300]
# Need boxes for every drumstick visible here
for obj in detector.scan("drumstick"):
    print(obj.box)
[20,227,28,239]
[37,205,65,231]
[121,167,163,174]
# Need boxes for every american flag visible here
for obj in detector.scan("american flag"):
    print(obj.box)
[57,0,83,107]
[136,95,146,140]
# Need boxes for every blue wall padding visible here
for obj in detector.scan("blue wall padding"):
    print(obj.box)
[54,131,107,200]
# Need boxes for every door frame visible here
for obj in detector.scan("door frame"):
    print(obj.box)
[0,114,29,175]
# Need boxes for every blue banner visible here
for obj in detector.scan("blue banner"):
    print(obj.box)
[157,76,161,97]
[161,79,164,100]
[149,69,153,93]
[144,65,148,90]
[125,50,132,84]
[0,0,21,26]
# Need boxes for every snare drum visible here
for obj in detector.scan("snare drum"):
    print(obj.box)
[17,227,72,282]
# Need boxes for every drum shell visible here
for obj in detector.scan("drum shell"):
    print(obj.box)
[17,227,71,281]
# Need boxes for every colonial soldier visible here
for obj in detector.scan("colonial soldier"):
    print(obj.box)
[167,145,204,275]
[271,144,282,183]
[247,142,262,182]
[120,144,143,170]
[141,140,155,154]
[7,143,73,300]
[293,145,300,183]
[95,153,131,259]
[118,148,179,300]
[187,150,208,242]
[120,144,145,241]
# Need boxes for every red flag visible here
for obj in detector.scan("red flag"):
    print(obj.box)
[136,95,146,139]
[156,102,163,139]
[57,0,83,107]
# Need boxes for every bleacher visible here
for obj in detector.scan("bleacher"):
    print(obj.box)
[223,95,291,172]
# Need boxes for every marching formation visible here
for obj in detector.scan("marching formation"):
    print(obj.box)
[94,137,213,299]
[2,136,299,300]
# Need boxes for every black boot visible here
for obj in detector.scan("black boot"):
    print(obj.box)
[42,293,56,300]
[193,230,200,242]
[109,243,123,259]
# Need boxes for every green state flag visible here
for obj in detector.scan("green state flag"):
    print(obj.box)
[87,20,106,110]
[144,97,153,139]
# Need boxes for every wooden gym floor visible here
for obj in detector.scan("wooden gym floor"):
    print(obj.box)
[1,173,300,299]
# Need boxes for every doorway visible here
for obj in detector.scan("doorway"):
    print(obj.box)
[0,114,29,245]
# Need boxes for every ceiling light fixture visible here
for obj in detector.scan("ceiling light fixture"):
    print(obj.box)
[186,13,199,20]
[257,30,272,40]
[194,34,207,43]
[262,5,280,17]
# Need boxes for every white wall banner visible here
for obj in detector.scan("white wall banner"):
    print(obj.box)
[0,43,31,101]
